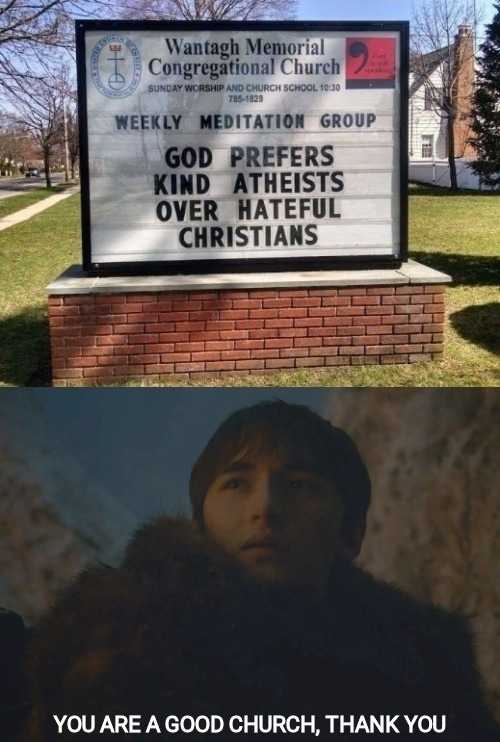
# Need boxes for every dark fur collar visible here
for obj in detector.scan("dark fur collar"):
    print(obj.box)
[122,517,471,689]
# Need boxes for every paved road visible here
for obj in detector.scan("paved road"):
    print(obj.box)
[0,173,66,193]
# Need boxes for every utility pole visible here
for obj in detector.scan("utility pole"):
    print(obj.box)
[63,101,70,182]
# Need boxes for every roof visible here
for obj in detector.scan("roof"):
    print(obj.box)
[409,44,454,97]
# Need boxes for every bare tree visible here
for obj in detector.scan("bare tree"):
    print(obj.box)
[7,65,74,187]
[411,0,479,190]
[0,1,82,93]
[119,0,296,20]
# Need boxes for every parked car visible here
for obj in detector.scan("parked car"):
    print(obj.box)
[25,168,40,177]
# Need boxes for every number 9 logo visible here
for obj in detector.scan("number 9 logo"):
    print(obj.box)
[349,41,369,74]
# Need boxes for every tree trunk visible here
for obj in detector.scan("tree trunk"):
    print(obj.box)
[43,147,52,189]
[447,113,458,191]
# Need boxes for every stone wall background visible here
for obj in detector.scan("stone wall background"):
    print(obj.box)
[329,390,500,722]
[0,454,98,623]
[0,430,136,624]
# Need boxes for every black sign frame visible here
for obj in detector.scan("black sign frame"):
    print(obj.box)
[76,19,409,277]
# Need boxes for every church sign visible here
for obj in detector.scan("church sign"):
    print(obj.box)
[76,21,409,275]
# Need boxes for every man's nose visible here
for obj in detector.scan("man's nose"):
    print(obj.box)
[249,475,282,523]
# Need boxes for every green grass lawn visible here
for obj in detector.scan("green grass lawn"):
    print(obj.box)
[0,187,64,219]
[0,195,81,385]
[0,184,498,387]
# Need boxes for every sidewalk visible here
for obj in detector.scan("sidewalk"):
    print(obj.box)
[0,191,25,201]
[0,186,80,232]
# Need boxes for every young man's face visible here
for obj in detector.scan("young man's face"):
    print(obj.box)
[202,447,344,593]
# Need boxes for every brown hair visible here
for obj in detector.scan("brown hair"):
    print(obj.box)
[189,400,370,540]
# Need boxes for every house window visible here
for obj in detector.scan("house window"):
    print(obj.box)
[425,87,444,111]
[421,135,434,159]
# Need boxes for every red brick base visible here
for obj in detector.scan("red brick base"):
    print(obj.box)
[48,284,446,385]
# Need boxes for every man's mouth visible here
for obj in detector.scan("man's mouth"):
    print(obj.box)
[241,535,284,552]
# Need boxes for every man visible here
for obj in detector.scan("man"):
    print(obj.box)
[19,402,498,740]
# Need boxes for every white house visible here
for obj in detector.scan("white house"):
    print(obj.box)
[408,25,482,189]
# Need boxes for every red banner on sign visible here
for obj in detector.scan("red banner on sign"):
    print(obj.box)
[345,37,396,88]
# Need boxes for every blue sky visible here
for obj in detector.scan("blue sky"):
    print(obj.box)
[297,0,413,21]
[296,0,497,40]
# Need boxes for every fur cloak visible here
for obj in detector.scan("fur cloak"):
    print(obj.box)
[21,518,498,741]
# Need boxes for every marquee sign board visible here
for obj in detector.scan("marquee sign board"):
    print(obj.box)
[76,21,409,275]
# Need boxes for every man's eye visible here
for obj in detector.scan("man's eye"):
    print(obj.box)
[223,477,245,490]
